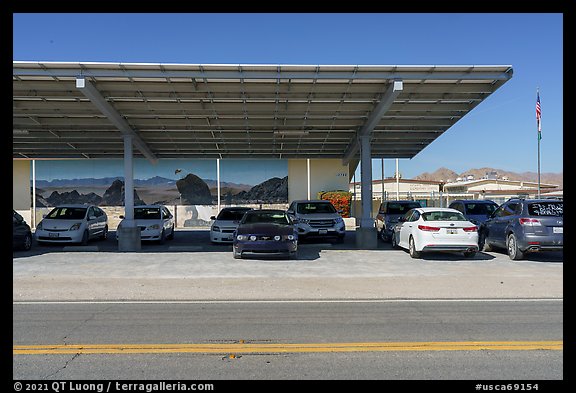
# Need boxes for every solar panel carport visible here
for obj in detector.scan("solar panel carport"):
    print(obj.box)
[13,62,513,249]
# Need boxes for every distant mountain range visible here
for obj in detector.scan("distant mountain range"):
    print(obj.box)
[413,167,563,189]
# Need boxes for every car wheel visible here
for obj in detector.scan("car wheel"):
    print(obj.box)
[23,232,32,251]
[167,225,175,240]
[391,233,399,249]
[81,230,89,246]
[479,231,492,252]
[409,236,421,259]
[464,251,476,258]
[158,229,166,245]
[507,233,524,261]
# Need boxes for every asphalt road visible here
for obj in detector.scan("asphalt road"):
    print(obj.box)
[13,300,563,380]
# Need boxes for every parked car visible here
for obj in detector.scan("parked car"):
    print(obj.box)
[35,204,108,245]
[13,210,32,251]
[479,198,563,260]
[233,209,298,259]
[448,199,499,228]
[375,200,422,242]
[286,200,345,243]
[391,207,479,259]
[117,204,175,244]
[210,207,253,244]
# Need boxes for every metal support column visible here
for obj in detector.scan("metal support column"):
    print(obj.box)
[117,134,141,251]
[356,135,377,248]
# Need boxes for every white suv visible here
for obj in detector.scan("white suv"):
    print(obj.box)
[287,200,346,243]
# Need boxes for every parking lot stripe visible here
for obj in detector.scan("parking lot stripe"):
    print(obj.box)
[13,341,563,355]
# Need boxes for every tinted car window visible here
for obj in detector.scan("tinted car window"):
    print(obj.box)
[464,203,498,215]
[47,207,87,220]
[497,203,518,217]
[386,202,421,214]
[528,202,563,217]
[134,207,161,219]
[450,202,464,213]
[217,209,250,221]
[242,212,290,225]
[296,203,336,214]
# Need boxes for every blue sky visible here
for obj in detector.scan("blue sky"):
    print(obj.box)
[13,13,563,180]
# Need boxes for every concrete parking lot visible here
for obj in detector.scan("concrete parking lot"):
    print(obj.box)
[13,229,563,302]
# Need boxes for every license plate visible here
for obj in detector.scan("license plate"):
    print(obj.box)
[49,232,59,238]
[319,229,328,235]
[446,229,457,234]
[553,227,563,234]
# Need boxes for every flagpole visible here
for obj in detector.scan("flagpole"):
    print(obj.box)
[536,88,541,198]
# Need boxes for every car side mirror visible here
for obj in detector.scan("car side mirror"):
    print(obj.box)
[337,209,343,214]
[210,216,216,220]
[119,215,125,219]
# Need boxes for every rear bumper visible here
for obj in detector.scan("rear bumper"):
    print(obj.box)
[422,245,479,253]
[518,233,563,252]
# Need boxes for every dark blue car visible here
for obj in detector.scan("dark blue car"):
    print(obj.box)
[448,199,499,228]
[233,209,298,260]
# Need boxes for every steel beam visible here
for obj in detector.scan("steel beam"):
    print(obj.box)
[76,77,157,163]
[342,80,403,164]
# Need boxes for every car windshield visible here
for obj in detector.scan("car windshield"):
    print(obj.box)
[296,203,336,214]
[217,209,251,221]
[46,207,87,220]
[386,202,421,214]
[464,203,498,215]
[134,207,161,220]
[242,212,290,225]
[422,211,467,221]
[528,202,563,217]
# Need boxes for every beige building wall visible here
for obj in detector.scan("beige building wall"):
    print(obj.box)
[13,160,30,210]
[288,159,349,202]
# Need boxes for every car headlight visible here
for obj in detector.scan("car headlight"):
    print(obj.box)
[249,235,257,241]
[283,234,295,241]
[147,224,160,230]
[69,223,81,231]
[212,226,221,232]
[236,235,248,241]
[274,235,281,241]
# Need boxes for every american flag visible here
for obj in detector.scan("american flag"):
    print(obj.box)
[536,91,542,138]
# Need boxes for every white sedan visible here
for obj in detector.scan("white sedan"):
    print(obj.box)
[391,207,479,259]
[117,205,175,244]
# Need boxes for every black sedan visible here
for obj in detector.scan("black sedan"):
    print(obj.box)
[233,209,298,260]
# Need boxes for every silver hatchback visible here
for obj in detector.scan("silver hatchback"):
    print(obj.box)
[35,204,108,245]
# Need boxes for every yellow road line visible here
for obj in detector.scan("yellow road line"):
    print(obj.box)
[13,341,563,355]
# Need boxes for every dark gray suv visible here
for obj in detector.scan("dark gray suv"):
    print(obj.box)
[479,198,563,260]
[375,200,422,242]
